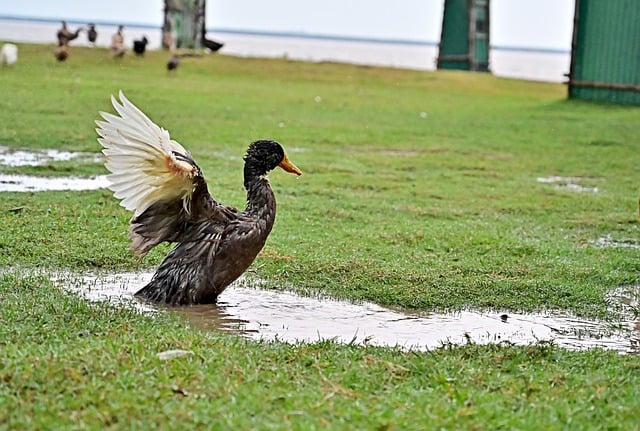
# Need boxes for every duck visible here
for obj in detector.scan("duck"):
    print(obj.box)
[1,43,18,66]
[202,37,224,52]
[57,21,82,46]
[110,25,126,58]
[166,55,179,72]
[96,92,302,305]
[87,23,98,44]
[133,36,148,55]
[54,44,69,61]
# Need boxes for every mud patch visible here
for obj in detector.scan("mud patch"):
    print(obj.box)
[0,174,109,192]
[56,271,640,353]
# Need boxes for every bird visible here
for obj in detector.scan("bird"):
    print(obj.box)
[57,21,82,46]
[1,43,18,66]
[96,92,302,305]
[110,25,126,58]
[167,55,179,72]
[87,23,98,44]
[133,36,148,56]
[202,37,224,52]
[54,44,69,61]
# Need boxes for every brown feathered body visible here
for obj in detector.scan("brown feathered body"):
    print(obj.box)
[96,92,301,305]
[54,45,69,61]
[57,21,81,46]
[130,173,277,304]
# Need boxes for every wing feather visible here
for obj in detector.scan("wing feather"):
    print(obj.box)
[96,91,203,217]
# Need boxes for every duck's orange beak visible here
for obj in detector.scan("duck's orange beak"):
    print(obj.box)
[278,153,302,176]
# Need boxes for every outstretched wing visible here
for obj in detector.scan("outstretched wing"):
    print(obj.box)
[96,91,203,218]
[96,91,221,256]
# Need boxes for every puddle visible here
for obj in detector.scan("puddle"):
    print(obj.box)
[56,271,640,353]
[0,174,109,192]
[593,234,640,250]
[536,176,600,193]
[0,146,102,167]
[0,146,108,192]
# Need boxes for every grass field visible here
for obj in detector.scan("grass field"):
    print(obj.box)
[0,43,639,429]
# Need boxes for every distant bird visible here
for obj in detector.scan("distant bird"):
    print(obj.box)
[54,45,69,62]
[87,23,98,44]
[1,43,18,66]
[167,55,179,72]
[202,37,224,52]
[57,21,82,46]
[96,92,302,305]
[133,36,148,56]
[110,25,126,58]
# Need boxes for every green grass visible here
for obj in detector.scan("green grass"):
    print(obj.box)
[0,43,639,429]
[2,273,639,430]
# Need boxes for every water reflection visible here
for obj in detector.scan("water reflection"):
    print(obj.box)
[58,271,639,353]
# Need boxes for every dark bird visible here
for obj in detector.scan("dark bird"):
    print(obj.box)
[87,23,98,44]
[57,21,82,46]
[54,44,69,61]
[133,36,148,55]
[96,92,302,305]
[167,55,179,72]
[202,37,224,52]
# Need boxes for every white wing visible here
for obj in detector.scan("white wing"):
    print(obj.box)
[96,91,201,217]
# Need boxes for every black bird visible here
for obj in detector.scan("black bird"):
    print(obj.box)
[167,55,179,72]
[87,24,97,44]
[202,37,224,52]
[96,92,302,305]
[133,36,148,55]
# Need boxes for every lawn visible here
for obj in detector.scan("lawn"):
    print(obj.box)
[0,43,639,429]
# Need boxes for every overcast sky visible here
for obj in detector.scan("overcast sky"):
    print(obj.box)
[1,0,575,50]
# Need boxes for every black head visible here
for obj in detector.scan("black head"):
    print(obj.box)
[244,140,285,173]
[243,140,301,188]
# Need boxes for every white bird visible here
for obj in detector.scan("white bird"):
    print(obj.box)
[1,44,18,66]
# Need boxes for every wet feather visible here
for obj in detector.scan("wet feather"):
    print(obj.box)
[96,92,301,304]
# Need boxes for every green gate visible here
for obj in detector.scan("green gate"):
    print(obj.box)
[568,0,640,105]
[437,0,490,72]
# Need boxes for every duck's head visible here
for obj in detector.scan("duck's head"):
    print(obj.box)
[244,140,302,179]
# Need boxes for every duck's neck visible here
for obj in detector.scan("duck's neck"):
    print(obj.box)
[243,171,276,223]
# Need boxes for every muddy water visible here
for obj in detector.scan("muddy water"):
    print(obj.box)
[0,146,102,167]
[593,234,640,250]
[536,176,601,193]
[0,174,110,192]
[58,271,640,353]
[0,147,108,192]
